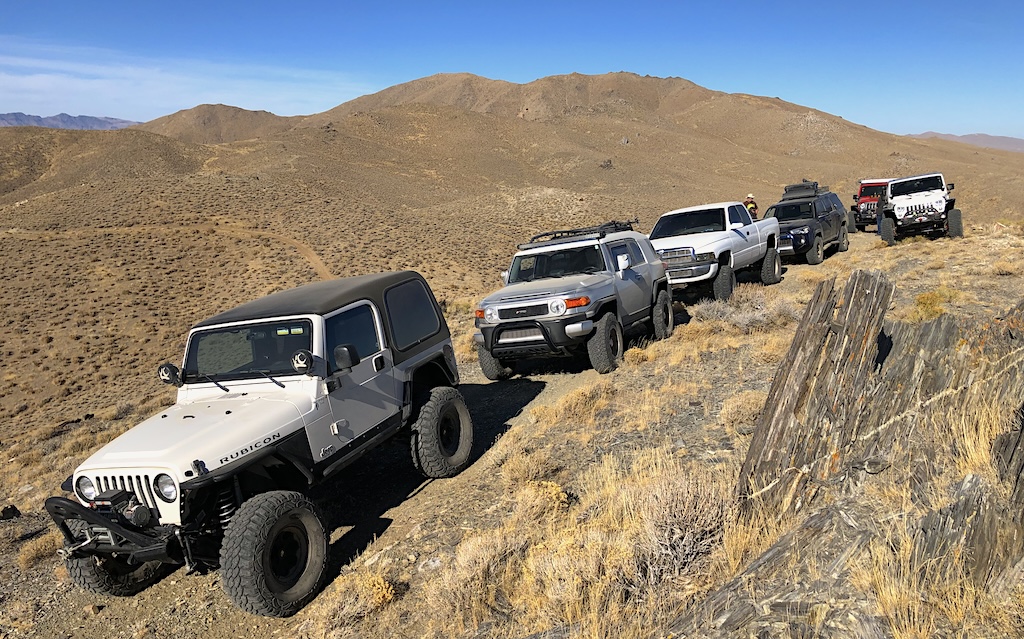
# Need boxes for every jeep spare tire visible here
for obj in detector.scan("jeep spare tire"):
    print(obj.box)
[587,312,623,373]
[220,491,328,617]
[412,386,474,478]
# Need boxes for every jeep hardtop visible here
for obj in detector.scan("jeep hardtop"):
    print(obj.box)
[45,271,474,617]
[474,220,672,378]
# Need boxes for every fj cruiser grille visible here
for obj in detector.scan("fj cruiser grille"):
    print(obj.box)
[498,304,548,320]
[91,473,160,510]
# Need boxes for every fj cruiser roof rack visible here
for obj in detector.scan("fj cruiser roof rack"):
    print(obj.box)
[518,219,637,250]
[780,179,831,201]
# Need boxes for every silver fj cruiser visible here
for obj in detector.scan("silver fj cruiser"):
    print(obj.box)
[473,220,672,378]
[45,271,473,617]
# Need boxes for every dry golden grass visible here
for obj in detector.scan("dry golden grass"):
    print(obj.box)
[17,529,61,571]
[529,380,613,429]
[718,389,768,436]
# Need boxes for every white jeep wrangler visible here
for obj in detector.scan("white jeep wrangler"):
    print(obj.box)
[877,172,963,245]
[45,271,473,617]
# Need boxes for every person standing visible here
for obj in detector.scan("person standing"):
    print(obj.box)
[743,194,759,219]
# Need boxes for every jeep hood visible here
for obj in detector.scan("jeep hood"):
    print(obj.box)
[76,395,309,478]
[890,188,944,204]
[483,274,609,304]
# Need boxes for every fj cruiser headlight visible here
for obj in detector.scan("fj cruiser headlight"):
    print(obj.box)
[75,476,97,501]
[483,306,499,323]
[549,299,567,316]
[695,252,715,263]
[154,474,177,502]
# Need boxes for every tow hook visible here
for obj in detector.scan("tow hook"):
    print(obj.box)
[57,530,96,559]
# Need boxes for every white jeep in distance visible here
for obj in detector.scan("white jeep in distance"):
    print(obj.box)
[45,271,474,617]
[649,201,781,300]
[877,172,963,245]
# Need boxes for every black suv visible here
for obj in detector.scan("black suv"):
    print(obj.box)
[763,181,850,265]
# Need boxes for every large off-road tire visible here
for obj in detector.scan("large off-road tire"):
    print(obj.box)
[806,235,824,265]
[947,209,964,238]
[847,215,857,233]
[651,289,674,340]
[64,521,169,597]
[838,226,849,252]
[880,217,896,246]
[759,247,782,285]
[411,386,474,478]
[712,264,735,300]
[220,491,328,617]
[477,346,514,381]
[587,312,623,374]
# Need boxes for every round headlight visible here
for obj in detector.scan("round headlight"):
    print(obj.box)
[154,474,177,502]
[75,476,97,501]
[549,299,567,316]
[483,306,499,323]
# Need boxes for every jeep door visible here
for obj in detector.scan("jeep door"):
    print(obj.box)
[607,240,649,323]
[315,301,400,462]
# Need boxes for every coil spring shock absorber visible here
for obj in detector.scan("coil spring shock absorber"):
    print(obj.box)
[217,484,237,528]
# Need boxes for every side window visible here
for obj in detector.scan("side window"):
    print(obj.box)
[830,193,843,211]
[325,303,381,371]
[385,279,441,350]
[736,206,753,226]
[608,242,631,267]
[728,205,744,225]
[625,239,646,265]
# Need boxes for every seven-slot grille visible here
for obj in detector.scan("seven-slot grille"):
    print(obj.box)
[906,203,937,215]
[89,473,162,509]
[498,304,548,320]
[860,202,877,211]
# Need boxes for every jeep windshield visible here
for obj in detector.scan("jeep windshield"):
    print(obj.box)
[764,202,812,222]
[890,176,943,198]
[507,245,605,283]
[858,185,886,198]
[182,319,313,382]
[649,209,726,239]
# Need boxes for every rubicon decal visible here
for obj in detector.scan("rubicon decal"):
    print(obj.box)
[220,432,282,464]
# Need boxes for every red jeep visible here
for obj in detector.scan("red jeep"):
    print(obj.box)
[850,179,891,232]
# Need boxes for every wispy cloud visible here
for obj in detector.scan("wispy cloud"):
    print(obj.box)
[0,36,378,121]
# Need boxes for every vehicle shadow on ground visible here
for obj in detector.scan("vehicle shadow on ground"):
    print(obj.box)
[310,377,546,573]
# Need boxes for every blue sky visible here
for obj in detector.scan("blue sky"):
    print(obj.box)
[2,1,1021,137]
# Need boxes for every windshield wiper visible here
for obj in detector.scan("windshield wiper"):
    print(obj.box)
[255,370,285,388]
[199,374,230,392]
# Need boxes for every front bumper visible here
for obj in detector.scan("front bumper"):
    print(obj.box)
[779,233,813,256]
[45,496,183,564]
[894,210,947,234]
[475,315,595,359]
[665,262,716,286]
[855,206,878,224]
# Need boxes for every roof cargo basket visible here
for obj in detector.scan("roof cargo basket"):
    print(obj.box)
[518,219,637,250]
[781,179,830,200]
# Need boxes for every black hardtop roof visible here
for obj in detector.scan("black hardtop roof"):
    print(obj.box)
[194,271,424,328]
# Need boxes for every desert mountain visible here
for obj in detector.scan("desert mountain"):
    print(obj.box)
[909,130,1024,154]
[0,112,138,130]
[3,71,1024,639]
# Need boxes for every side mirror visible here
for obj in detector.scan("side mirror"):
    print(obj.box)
[500,270,509,285]
[616,253,631,274]
[947,183,955,191]
[332,344,360,374]
[157,363,183,388]
[853,194,860,202]
[291,349,317,376]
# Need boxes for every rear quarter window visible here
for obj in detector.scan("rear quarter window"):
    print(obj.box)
[385,279,441,350]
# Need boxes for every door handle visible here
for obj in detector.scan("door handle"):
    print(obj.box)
[373,355,385,372]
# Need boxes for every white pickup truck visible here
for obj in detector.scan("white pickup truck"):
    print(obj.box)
[649,201,781,300]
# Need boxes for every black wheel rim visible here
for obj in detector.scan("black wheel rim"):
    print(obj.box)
[268,522,309,592]
[438,406,462,457]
